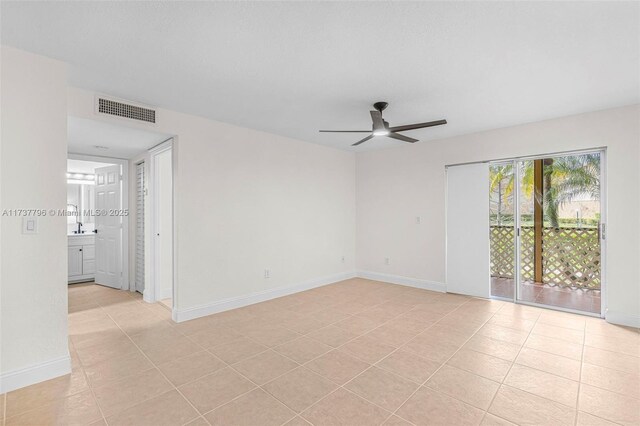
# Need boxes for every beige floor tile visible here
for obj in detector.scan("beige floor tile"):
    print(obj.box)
[364,324,419,348]
[263,367,338,413]
[184,417,212,426]
[376,349,441,384]
[284,416,313,425]
[580,363,640,399]
[524,334,583,360]
[157,350,226,387]
[384,315,434,334]
[5,368,89,417]
[205,388,295,426]
[305,350,370,385]
[312,308,352,325]
[232,350,299,385]
[537,312,586,331]
[334,315,384,335]
[515,347,581,380]
[281,315,330,335]
[5,390,102,426]
[137,335,202,365]
[105,390,199,426]
[532,322,585,344]
[273,337,333,364]
[576,411,619,426]
[583,345,640,375]
[83,351,154,388]
[401,333,463,364]
[478,324,529,345]
[487,314,536,332]
[241,325,301,348]
[187,327,242,348]
[504,364,579,407]
[301,388,390,426]
[339,336,396,364]
[585,320,639,340]
[447,349,512,382]
[463,335,521,362]
[179,367,256,413]
[578,383,640,425]
[344,366,418,412]
[383,415,413,426]
[584,333,640,357]
[426,365,499,410]
[396,386,484,426]
[489,385,575,426]
[75,336,141,366]
[306,326,359,348]
[208,336,268,364]
[480,413,516,425]
[92,368,172,416]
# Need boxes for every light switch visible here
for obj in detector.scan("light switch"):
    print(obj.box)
[22,217,38,234]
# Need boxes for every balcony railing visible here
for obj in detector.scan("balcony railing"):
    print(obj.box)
[490,225,601,290]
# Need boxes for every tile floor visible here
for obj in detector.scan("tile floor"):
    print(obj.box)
[1,278,638,426]
[491,277,602,314]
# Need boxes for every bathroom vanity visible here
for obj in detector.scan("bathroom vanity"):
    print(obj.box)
[68,233,95,283]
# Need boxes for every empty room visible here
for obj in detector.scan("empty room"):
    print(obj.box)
[0,2,638,426]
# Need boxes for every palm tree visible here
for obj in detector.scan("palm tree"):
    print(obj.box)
[490,154,600,227]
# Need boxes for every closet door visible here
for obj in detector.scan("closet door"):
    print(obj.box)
[446,163,490,298]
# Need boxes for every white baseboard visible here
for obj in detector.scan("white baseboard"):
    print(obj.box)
[173,271,357,323]
[357,270,446,293]
[605,310,640,328]
[0,354,71,393]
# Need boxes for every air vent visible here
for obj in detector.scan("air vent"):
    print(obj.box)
[97,97,156,123]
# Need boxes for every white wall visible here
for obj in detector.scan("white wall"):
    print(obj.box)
[356,105,640,327]
[0,47,70,392]
[68,87,357,320]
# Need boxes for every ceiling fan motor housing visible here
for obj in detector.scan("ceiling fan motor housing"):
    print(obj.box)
[373,102,388,112]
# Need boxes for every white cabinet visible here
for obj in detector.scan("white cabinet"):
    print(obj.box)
[68,235,96,283]
[68,246,83,277]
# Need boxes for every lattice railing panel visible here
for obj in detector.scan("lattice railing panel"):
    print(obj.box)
[490,226,600,290]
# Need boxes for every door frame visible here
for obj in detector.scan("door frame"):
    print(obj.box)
[145,139,175,310]
[488,148,606,318]
[68,153,130,290]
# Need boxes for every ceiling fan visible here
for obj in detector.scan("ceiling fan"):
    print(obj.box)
[319,102,447,146]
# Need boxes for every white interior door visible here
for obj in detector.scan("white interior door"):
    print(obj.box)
[95,165,122,289]
[153,149,173,301]
[446,163,491,298]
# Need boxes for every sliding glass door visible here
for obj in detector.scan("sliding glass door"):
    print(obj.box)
[490,151,604,316]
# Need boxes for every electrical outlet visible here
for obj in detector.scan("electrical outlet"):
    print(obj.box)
[416,216,421,224]
[341,256,345,263]
[264,269,271,279]
[384,257,391,265]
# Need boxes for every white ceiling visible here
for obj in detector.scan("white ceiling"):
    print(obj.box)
[68,117,170,159]
[2,2,638,151]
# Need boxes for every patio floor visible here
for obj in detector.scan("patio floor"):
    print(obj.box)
[491,277,601,315]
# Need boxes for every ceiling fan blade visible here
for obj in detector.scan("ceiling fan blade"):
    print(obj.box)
[389,119,447,133]
[387,132,419,143]
[351,134,374,146]
[370,110,385,131]
[319,130,371,133]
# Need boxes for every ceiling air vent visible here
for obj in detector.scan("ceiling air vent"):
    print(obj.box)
[97,97,156,124]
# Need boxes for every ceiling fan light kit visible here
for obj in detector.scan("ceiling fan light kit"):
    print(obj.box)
[319,101,447,147]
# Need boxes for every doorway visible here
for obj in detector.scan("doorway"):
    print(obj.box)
[67,156,128,289]
[140,139,174,310]
[489,150,605,316]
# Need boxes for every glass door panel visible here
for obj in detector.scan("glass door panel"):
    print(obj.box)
[489,161,516,299]
[516,153,602,314]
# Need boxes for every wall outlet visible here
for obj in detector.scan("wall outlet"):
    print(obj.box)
[341,256,345,263]
[416,216,421,224]
[264,269,271,279]
[384,257,391,265]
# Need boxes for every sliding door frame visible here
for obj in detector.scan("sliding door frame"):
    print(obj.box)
[487,148,606,318]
